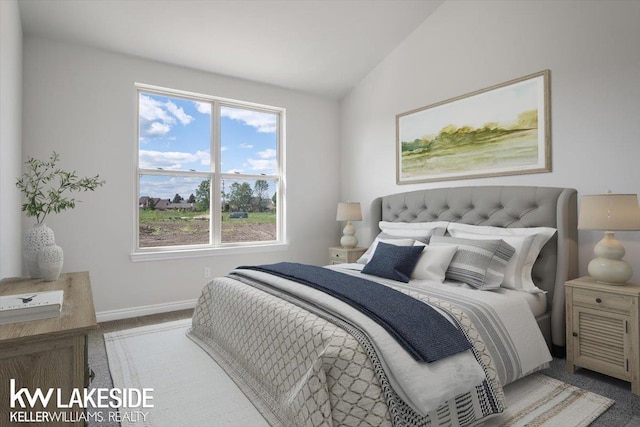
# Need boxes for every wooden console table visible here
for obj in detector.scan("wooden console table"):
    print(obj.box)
[0,272,97,426]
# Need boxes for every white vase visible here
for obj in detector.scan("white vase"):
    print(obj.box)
[23,223,56,278]
[38,244,64,282]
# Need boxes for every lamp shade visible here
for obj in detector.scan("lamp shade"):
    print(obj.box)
[578,194,640,231]
[336,202,362,221]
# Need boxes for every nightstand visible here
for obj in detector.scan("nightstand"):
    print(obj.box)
[565,276,640,395]
[328,246,367,265]
[0,272,98,424]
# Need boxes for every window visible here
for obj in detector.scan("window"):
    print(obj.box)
[134,84,284,256]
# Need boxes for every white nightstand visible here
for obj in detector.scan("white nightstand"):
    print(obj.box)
[328,247,366,265]
[565,276,640,395]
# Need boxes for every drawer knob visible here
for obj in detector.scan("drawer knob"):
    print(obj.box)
[595,298,602,303]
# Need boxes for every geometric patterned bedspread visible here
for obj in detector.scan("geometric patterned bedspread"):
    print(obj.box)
[188,272,507,426]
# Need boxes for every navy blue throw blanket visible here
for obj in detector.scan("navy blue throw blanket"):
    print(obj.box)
[236,262,472,363]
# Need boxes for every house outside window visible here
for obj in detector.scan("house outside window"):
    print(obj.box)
[134,84,284,258]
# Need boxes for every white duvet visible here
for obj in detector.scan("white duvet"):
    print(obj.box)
[333,263,553,387]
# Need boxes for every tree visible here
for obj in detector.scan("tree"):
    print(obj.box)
[195,179,210,211]
[187,193,196,204]
[253,180,269,212]
[272,192,277,207]
[145,197,158,210]
[517,110,538,129]
[172,193,184,203]
[228,182,253,211]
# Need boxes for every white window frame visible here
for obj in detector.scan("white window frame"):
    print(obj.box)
[131,83,286,262]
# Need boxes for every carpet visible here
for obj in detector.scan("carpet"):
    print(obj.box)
[104,319,614,427]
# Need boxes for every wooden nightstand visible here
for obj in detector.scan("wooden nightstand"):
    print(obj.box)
[328,246,367,265]
[0,272,98,424]
[565,276,640,395]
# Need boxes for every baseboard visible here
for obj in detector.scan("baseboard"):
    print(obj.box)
[96,299,198,323]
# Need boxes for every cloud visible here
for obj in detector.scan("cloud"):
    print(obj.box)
[194,101,211,115]
[165,101,193,125]
[246,148,277,172]
[239,143,254,149]
[139,149,210,170]
[246,159,276,171]
[139,175,205,200]
[139,94,196,138]
[257,149,276,159]
[145,122,171,137]
[221,107,277,133]
[139,95,175,125]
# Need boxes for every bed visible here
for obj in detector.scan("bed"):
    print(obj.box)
[188,185,578,427]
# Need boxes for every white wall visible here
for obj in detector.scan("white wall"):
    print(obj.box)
[0,0,23,279]
[341,1,640,280]
[22,36,341,315]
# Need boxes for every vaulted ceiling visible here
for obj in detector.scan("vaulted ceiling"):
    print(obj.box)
[18,0,443,100]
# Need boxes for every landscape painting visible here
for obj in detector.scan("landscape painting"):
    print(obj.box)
[396,70,550,184]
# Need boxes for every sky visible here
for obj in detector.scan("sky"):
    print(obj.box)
[138,92,278,201]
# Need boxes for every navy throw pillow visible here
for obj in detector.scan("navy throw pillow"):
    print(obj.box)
[361,241,424,283]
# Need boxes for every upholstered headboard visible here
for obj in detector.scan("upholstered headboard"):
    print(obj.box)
[369,186,578,350]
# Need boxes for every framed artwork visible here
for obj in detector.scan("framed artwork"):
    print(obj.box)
[396,70,551,184]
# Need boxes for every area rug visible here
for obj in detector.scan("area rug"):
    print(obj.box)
[104,319,268,427]
[485,373,614,427]
[105,319,613,427]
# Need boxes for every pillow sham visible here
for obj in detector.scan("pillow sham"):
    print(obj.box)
[447,223,556,293]
[430,236,515,290]
[361,242,424,283]
[411,242,458,282]
[379,221,449,238]
[356,234,416,264]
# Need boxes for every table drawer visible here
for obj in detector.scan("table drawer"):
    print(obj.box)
[573,288,632,313]
[329,250,347,262]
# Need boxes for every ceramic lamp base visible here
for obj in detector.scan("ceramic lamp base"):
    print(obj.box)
[340,221,358,249]
[588,231,633,285]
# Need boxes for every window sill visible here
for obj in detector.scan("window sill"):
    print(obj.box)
[130,242,289,263]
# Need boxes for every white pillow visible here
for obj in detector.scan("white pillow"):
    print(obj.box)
[411,242,457,282]
[378,221,449,238]
[357,236,415,264]
[447,223,556,293]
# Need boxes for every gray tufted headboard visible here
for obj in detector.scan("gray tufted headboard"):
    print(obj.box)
[369,186,578,350]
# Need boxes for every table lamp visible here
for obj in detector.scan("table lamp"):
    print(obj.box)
[578,193,640,285]
[336,202,362,248]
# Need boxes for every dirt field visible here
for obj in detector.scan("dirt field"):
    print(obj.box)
[139,220,276,247]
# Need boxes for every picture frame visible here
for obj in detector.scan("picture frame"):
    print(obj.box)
[396,70,551,185]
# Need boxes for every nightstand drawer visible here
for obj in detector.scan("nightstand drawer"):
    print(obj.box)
[573,288,632,313]
[329,249,347,262]
[328,247,367,265]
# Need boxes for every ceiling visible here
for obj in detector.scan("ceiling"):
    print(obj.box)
[17,0,443,100]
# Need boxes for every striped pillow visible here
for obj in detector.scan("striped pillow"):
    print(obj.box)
[430,236,515,290]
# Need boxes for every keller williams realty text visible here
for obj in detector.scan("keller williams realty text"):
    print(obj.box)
[10,410,149,423]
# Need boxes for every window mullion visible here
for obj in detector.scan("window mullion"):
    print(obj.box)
[212,100,222,246]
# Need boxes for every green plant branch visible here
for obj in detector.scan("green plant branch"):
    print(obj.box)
[16,152,105,224]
